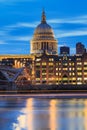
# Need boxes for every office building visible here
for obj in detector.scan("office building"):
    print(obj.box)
[60,46,70,55]
[76,42,86,55]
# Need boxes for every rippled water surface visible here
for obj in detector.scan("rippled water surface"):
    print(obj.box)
[0,95,87,130]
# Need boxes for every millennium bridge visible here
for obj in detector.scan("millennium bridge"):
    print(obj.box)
[0,66,31,90]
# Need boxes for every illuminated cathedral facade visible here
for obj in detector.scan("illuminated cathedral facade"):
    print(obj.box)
[31,11,58,55]
[0,10,87,85]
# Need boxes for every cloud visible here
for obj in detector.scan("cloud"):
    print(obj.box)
[0,0,36,3]
[11,22,37,28]
[4,22,38,32]
[17,22,38,28]
[48,15,87,25]
[47,15,87,38]
[0,22,34,44]
[0,34,32,42]
[0,40,7,44]
[58,44,66,47]
[55,28,87,38]
[1,22,39,37]
[0,31,7,36]
[13,36,32,41]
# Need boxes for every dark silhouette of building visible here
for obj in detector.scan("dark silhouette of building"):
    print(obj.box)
[60,46,70,55]
[76,42,86,55]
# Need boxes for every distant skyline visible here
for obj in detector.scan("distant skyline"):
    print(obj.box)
[0,0,87,54]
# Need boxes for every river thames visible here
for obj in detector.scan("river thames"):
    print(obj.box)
[0,95,87,130]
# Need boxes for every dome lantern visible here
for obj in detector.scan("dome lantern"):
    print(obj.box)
[41,10,46,23]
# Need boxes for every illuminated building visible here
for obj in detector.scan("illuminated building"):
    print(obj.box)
[30,10,58,55]
[0,10,87,85]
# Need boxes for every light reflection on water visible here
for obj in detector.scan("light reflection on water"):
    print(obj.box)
[0,97,87,130]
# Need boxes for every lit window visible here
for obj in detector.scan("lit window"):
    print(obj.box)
[42,68,46,70]
[77,68,82,70]
[36,63,40,66]
[56,63,58,65]
[64,63,68,66]
[72,73,75,76]
[49,63,53,66]
[84,67,87,70]
[36,58,41,61]
[42,78,47,80]
[72,77,76,80]
[69,73,71,76]
[42,73,46,76]
[77,58,81,61]
[77,78,82,80]
[36,78,40,81]
[56,73,58,75]
[72,63,74,66]
[84,62,87,65]
[84,72,87,75]
[73,68,75,70]
[49,58,54,61]
[59,78,61,80]
[69,63,74,66]
[77,72,82,75]
[77,82,82,85]
[63,68,68,71]
[84,78,87,80]
[69,68,72,71]
[77,62,82,65]
[42,62,46,66]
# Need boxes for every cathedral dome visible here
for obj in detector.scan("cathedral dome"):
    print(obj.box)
[30,10,58,55]
[34,23,53,34]
[32,11,55,41]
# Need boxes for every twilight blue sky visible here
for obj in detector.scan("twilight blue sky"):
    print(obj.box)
[0,0,87,54]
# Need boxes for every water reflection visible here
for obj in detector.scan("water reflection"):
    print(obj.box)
[13,98,34,130]
[49,100,57,130]
[83,100,87,130]
[13,115,26,130]
[26,98,34,130]
[57,99,84,130]
[0,97,87,130]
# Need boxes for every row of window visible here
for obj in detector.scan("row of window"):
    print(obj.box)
[36,77,87,81]
[36,62,87,66]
